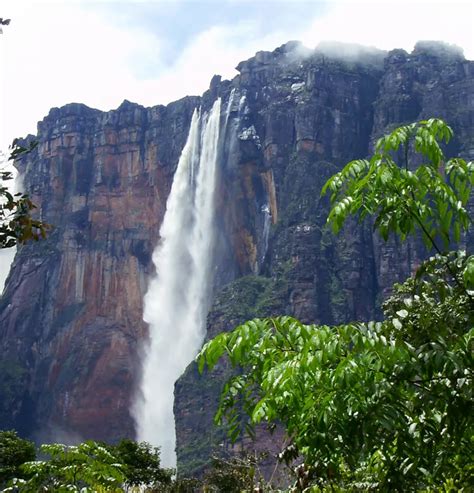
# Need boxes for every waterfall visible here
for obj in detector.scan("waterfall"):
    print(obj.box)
[261,204,271,266]
[134,98,224,468]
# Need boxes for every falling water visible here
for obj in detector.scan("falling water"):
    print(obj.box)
[261,204,271,266]
[134,98,224,468]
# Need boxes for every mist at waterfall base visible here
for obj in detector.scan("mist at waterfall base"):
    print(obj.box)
[133,98,226,468]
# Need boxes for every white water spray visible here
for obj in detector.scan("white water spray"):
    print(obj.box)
[134,98,224,468]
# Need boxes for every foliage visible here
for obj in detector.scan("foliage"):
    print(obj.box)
[198,119,474,491]
[0,438,187,493]
[2,440,125,492]
[160,476,202,492]
[322,118,473,251]
[0,140,48,248]
[199,306,472,489]
[108,439,172,489]
[383,250,474,344]
[0,431,35,488]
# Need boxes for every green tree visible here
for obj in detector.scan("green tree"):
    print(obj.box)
[3,440,125,492]
[322,118,474,294]
[0,438,180,493]
[198,119,474,491]
[108,439,172,490]
[0,431,35,488]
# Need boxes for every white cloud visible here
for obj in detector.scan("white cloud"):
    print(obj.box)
[0,1,161,149]
[0,2,304,148]
[301,0,473,57]
[121,23,291,103]
[0,249,15,293]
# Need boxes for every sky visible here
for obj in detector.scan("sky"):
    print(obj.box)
[0,0,473,287]
[0,0,473,151]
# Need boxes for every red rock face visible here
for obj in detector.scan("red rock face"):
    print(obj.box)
[0,98,201,441]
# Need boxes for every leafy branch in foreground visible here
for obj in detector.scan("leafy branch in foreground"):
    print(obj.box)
[199,312,473,490]
[322,118,473,251]
[199,119,474,491]
[321,117,474,304]
[0,140,49,249]
[2,441,125,493]
[0,431,35,488]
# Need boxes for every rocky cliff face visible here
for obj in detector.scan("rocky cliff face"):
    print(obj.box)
[0,41,473,471]
[0,97,199,440]
[175,41,474,475]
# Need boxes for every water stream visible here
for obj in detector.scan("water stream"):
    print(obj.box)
[134,98,225,468]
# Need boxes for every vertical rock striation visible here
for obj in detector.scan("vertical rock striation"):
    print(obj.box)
[0,97,199,440]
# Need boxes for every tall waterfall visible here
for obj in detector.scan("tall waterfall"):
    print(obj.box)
[134,98,224,468]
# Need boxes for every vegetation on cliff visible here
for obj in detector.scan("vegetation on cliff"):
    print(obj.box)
[199,119,474,491]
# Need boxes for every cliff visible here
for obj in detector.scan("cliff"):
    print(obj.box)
[0,41,473,473]
[175,41,474,475]
[0,97,199,440]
